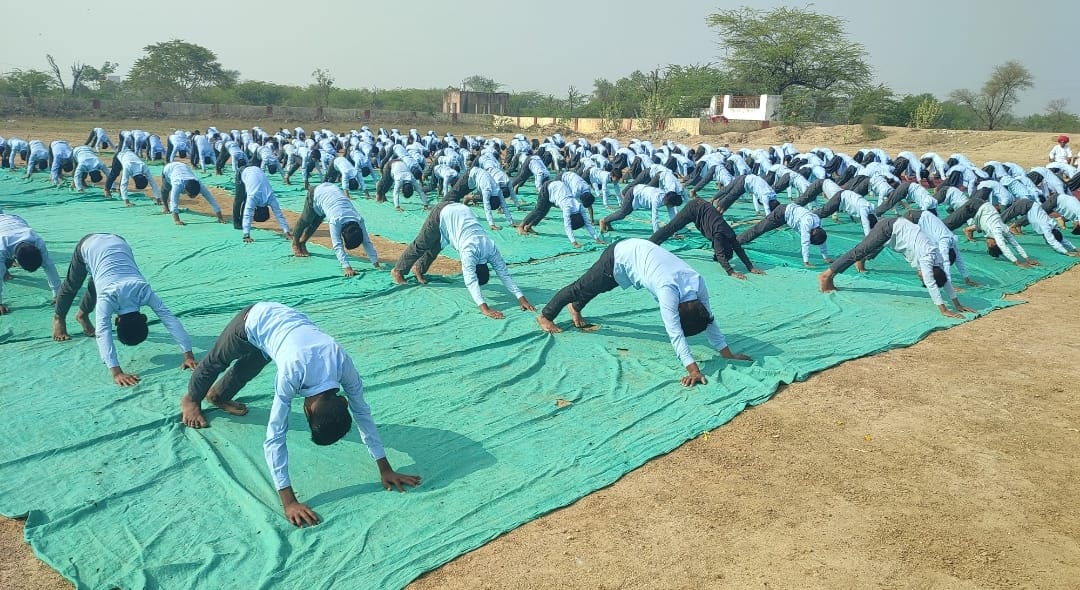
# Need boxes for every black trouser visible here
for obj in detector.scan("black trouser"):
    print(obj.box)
[828,217,898,274]
[186,304,265,403]
[1068,174,1080,192]
[293,190,327,244]
[104,157,125,193]
[232,170,247,229]
[941,197,987,231]
[393,202,450,276]
[836,166,858,187]
[713,175,748,211]
[541,242,618,320]
[520,182,555,227]
[736,204,787,245]
[770,173,789,194]
[446,172,472,202]
[650,199,752,274]
[688,161,711,190]
[54,235,96,320]
[874,182,912,216]
[942,170,964,189]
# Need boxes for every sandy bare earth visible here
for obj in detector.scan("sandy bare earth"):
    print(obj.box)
[1,121,1077,590]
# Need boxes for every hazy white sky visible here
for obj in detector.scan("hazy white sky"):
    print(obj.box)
[3,0,1075,115]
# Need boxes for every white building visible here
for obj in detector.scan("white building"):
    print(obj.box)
[703,95,783,122]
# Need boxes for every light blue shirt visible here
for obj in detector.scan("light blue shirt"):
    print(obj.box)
[79,234,192,368]
[250,302,385,491]
[612,239,728,368]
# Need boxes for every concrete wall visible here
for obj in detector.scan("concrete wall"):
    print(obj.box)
[0,96,769,136]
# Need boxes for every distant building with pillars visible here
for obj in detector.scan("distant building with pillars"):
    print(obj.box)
[442,90,510,115]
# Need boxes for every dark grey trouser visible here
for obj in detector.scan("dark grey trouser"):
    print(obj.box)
[186,304,266,403]
[846,176,870,196]
[293,190,326,244]
[520,182,555,227]
[54,234,96,320]
[713,175,748,211]
[828,217,897,274]
[541,242,618,320]
[736,204,787,245]
[874,182,913,216]
[393,202,450,276]
[814,193,845,218]
[998,198,1034,225]
[941,197,987,231]
[792,179,827,206]
[600,192,637,227]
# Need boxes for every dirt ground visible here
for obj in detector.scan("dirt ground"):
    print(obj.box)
[1,120,1077,589]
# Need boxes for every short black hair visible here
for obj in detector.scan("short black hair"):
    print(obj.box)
[401,183,414,198]
[987,243,1003,258]
[931,266,948,287]
[948,247,957,264]
[115,312,149,346]
[475,263,490,285]
[183,178,201,196]
[14,242,42,272]
[341,221,364,249]
[88,170,103,183]
[677,300,714,337]
[809,227,828,245]
[308,392,352,446]
[487,192,502,210]
[569,211,586,230]
[867,213,879,230]
[62,161,74,173]
[663,191,683,208]
[767,199,781,213]
[1052,228,1063,242]
[133,174,148,189]
[253,206,270,222]
[347,178,359,191]
[579,191,595,208]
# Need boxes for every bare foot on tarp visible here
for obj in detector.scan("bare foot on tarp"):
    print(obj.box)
[75,310,95,336]
[180,395,208,428]
[537,316,562,334]
[818,272,837,293]
[52,316,71,341]
[568,303,588,328]
[207,391,248,416]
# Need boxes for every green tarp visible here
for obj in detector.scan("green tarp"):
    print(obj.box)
[0,167,1075,589]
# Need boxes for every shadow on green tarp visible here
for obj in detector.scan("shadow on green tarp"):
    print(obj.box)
[0,168,1076,589]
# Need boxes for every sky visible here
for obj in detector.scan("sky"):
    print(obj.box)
[3,0,1076,116]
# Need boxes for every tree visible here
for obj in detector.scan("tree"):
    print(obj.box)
[46,54,88,96]
[662,63,731,117]
[462,75,503,93]
[126,40,236,101]
[706,6,871,95]
[4,69,54,99]
[566,85,583,117]
[948,61,1034,130]
[845,85,901,125]
[79,61,119,94]
[312,68,334,109]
